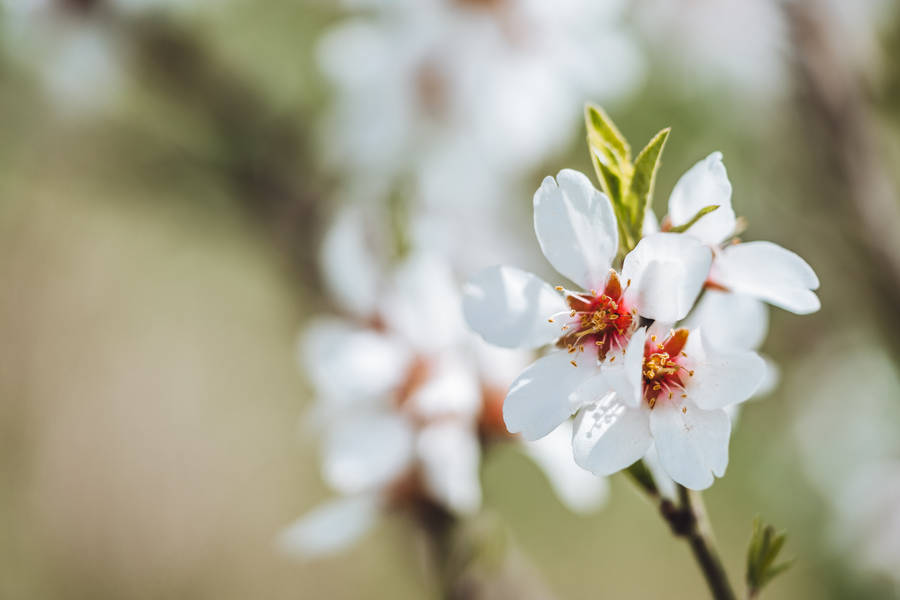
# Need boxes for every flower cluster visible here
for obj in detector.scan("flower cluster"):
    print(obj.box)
[464,124,819,490]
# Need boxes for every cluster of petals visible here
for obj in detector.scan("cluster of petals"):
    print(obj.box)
[464,156,818,490]
[281,207,606,557]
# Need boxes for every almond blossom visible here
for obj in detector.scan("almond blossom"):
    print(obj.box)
[463,169,712,442]
[572,325,765,490]
[658,152,820,317]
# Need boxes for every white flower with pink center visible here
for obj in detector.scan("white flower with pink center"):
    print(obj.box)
[572,325,765,490]
[659,152,821,318]
[463,169,713,441]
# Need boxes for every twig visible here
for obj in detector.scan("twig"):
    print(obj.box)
[626,462,737,600]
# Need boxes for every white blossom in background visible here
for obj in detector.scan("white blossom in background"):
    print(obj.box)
[280,207,607,557]
[634,0,891,98]
[317,0,643,266]
[0,0,203,116]
[0,0,121,115]
[792,338,900,584]
[833,461,900,585]
[463,167,771,489]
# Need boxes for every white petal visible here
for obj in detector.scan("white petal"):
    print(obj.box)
[667,152,737,245]
[755,354,781,398]
[683,329,765,410]
[380,252,464,351]
[683,290,768,350]
[417,422,482,515]
[713,241,820,314]
[523,420,609,513]
[572,393,652,476]
[300,318,411,410]
[649,399,731,490]
[600,327,646,408]
[462,266,567,349]
[322,412,415,495]
[643,206,660,236]
[533,169,618,290]
[622,233,712,322]
[504,350,598,441]
[409,353,481,420]
[278,495,380,558]
[643,444,677,500]
[320,205,383,318]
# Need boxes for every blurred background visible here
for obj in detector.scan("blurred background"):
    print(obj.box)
[2,0,900,598]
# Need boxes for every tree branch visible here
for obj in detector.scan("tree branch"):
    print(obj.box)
[626,463,736,600]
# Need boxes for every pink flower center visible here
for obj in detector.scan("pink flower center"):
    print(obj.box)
[642,329,694,409]
[555,272,635,361]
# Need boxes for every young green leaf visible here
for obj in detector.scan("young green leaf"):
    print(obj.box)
[590,148,623,204]
[585,103,630,164]
[746,516,794,598]
[668,205,721,233]
[628,127,670,240]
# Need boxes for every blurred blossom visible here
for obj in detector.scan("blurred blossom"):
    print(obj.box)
[0,0,207,116]
[833,461,900,585]
[0,0,122,115]
[281,206,607,557]
[792,337,900,583]
[316,0,643,216]
[635,0,891,97]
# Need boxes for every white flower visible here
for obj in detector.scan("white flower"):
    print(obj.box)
[463,169,713,440]
[663,152,820,316]
[572,325,765,490]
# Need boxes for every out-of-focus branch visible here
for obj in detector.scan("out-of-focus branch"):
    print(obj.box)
[45,1,326,287]
[410,499,557,600]
[126,14,325,286]
[784,0,900,356]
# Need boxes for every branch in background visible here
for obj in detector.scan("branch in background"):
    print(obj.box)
[410,499,557,600]
[123,12,326,288]
[784,0,900,357]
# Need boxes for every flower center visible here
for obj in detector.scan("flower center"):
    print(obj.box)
[642,329,693,409]
[554,272,635,360]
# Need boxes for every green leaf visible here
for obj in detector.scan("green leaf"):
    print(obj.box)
[746,516,794,598]
[591,149,623,204]
[585,103,630,164]
[668,205,720,233]
[628,127,670,240]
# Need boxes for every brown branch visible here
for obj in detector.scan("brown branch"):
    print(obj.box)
[626,463,736,600]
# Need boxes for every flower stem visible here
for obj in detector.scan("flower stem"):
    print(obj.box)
[626,462,737,600]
